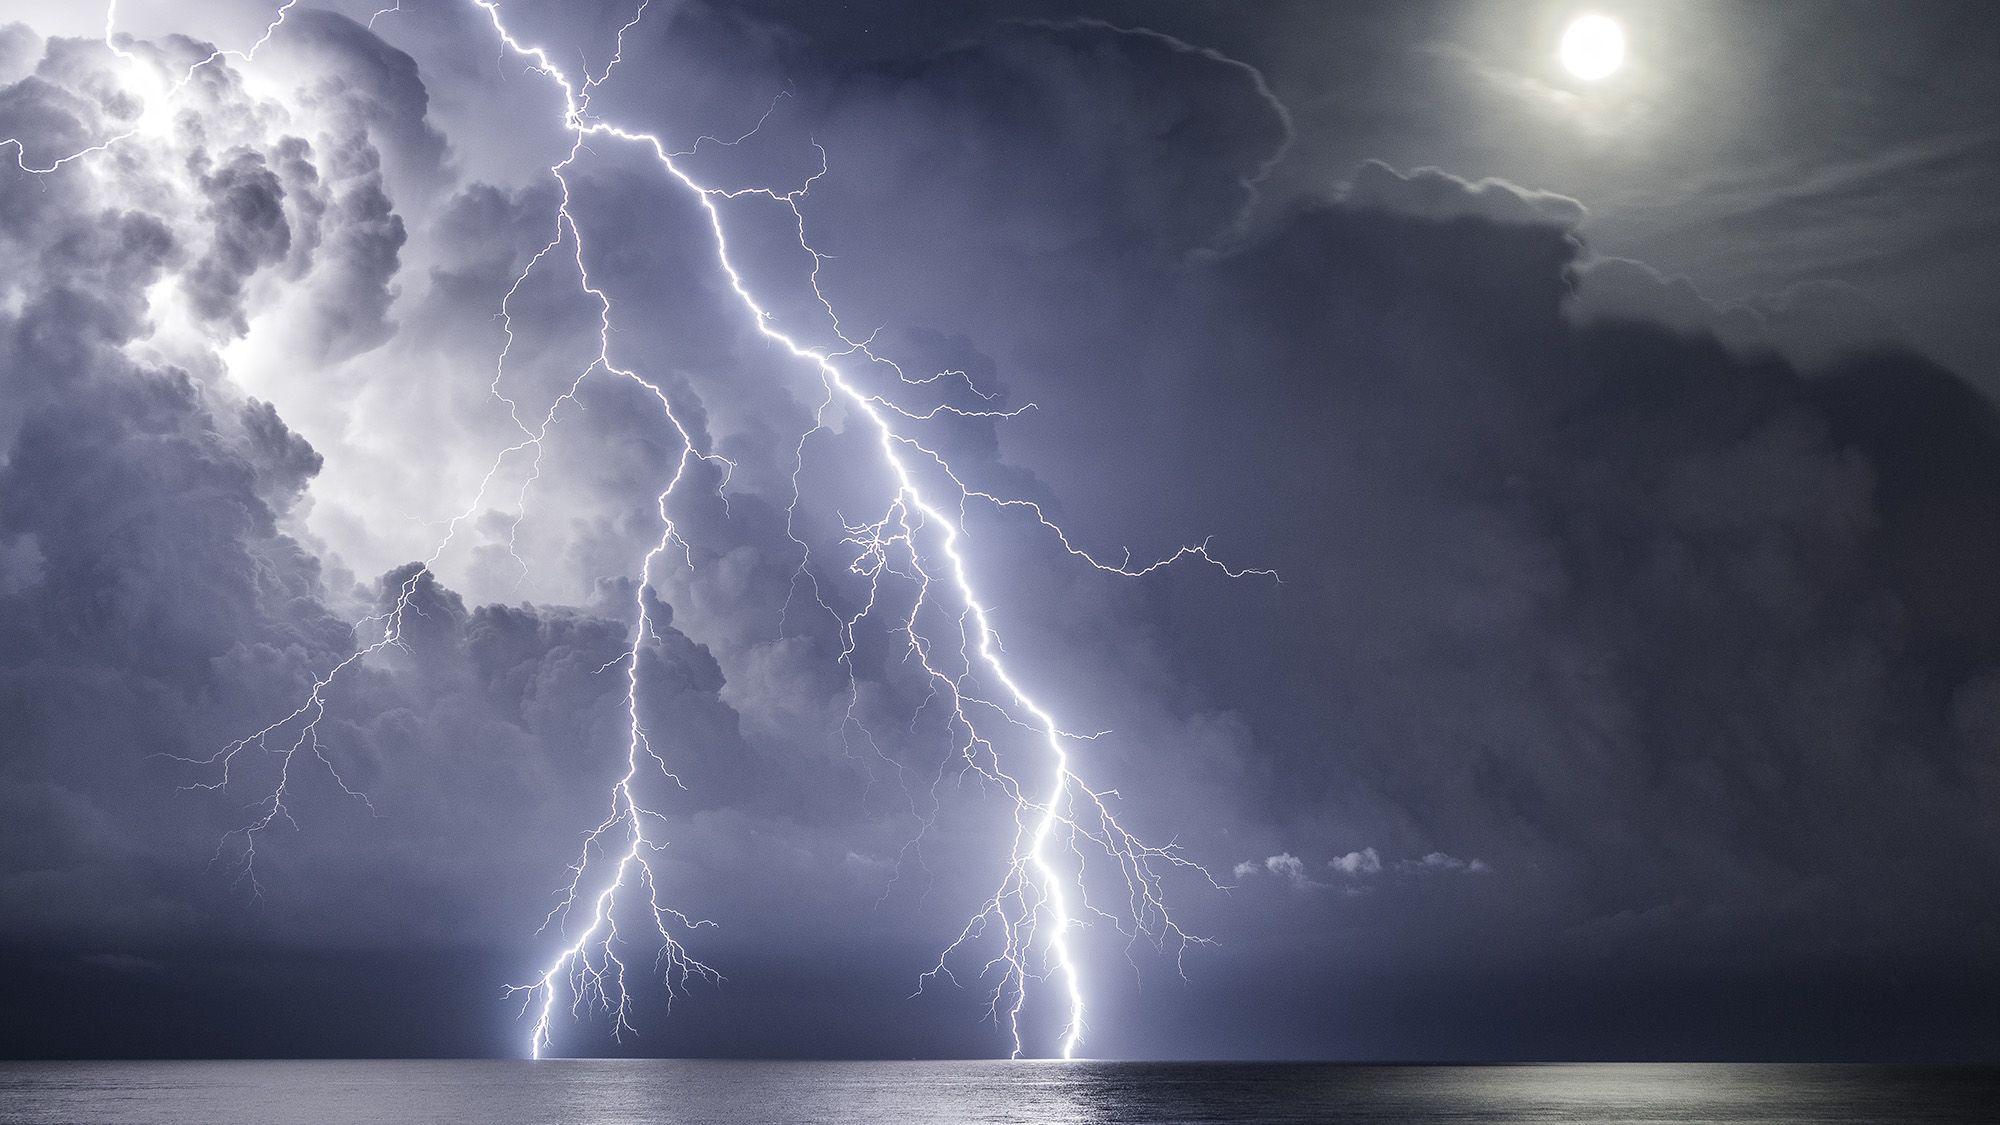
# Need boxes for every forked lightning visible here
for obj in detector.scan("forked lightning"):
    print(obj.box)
[6,0,1270,1060]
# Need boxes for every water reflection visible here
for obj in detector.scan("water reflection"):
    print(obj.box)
[2,1059,1996,1124]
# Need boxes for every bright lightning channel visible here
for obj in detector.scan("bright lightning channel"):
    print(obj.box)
[469,0,1272,1059]
[12,0,1272,1061]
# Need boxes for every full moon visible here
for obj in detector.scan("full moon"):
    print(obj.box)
[1559,13,1627,80]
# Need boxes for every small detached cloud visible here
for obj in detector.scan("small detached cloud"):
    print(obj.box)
[1395,851,1492,876]
[1328,847,1382,876]
[1232,852,1323,890]
[1234,847,1492,892]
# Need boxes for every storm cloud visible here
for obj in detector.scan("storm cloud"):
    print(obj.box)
[2,0,1997,1063]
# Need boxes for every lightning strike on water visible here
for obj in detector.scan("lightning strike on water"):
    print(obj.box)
[11,0,1271,1061]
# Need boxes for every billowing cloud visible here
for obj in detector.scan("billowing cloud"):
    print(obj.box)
[0,12,746,961]
[1233,852,1320,889]
[1328,847,1382,876]
[1395,852,1491,876]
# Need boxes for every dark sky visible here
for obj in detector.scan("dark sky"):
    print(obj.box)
[2,0,1998,1062]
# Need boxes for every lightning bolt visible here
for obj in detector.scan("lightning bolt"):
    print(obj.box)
[464,0,1273,1059]
[14,0,1271,1060]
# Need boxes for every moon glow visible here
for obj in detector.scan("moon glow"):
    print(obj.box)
[1560,13,1627,81]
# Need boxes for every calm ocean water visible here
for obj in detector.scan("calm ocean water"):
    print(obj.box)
[2,1061,1996,1124]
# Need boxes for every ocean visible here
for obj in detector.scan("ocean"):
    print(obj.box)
[2,1060,1996,1124]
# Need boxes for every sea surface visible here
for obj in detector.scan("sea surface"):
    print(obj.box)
[2,1060,1996,1124]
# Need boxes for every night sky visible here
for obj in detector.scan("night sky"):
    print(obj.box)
[3,0,1998,1063]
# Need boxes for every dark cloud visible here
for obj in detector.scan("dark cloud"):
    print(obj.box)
[1176,183,1999,975]
[259,13,433,362]
[0,44,126,162]
[1161,181,1990,865]
[730,41,2000,1040]
[801,16,1293,273]
[186,148,293,332]
[1574,255,1907,369]
[296,130,406,361]
[271,9,451,183]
